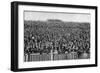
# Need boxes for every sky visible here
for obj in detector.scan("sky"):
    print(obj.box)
[24,11,91,23]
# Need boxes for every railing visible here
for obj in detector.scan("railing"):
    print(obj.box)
[24,52,78,62]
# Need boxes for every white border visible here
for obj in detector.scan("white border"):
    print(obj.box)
[18,5,95,68]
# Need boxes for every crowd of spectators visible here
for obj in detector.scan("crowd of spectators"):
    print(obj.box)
[24,20,90,58]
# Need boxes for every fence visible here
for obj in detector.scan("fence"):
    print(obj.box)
[24,52,78,62]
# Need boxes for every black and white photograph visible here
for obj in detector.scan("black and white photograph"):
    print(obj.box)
[11,1,97,71]
[24,11,90,62]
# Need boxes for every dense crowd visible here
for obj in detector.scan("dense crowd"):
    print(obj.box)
[24,20,90,58]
